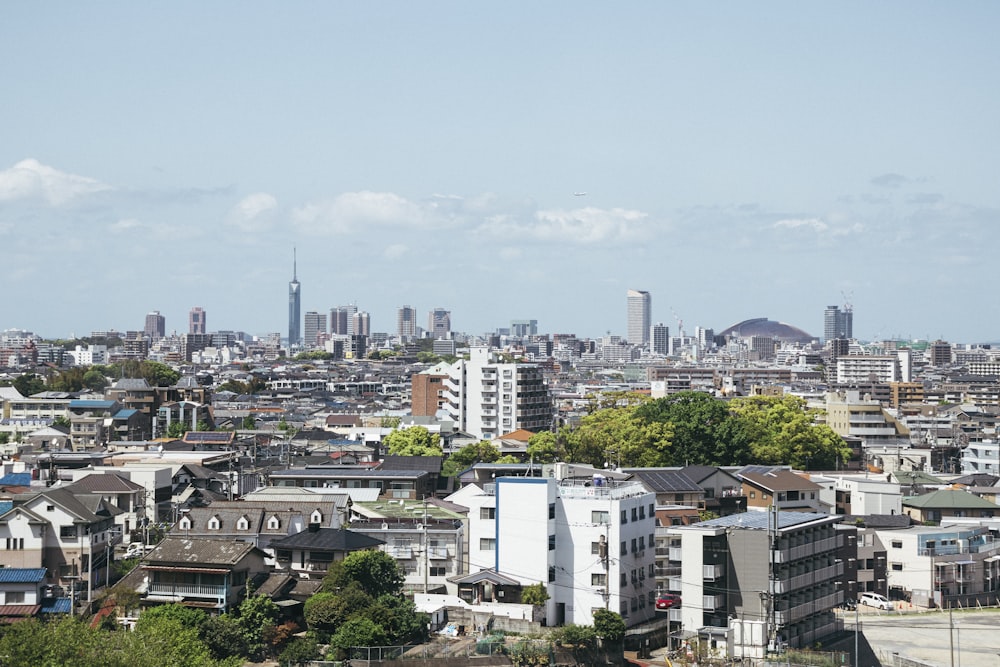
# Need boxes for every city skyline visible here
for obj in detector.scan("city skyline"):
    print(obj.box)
[2,4,999,342]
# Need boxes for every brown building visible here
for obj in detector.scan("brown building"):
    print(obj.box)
[411,371,448,417]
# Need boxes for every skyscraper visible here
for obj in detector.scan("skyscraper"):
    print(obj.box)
[397,305,416,340]
[353,311,370,337]
[651,323,670,355]
[330,307,350,335]
[188,307,206,335]
[428,308,451,339]
[144,311,165,339]
[626,289,651,346]
[823,305,853,342]
[288,250,301,346]
[303,311,326,348]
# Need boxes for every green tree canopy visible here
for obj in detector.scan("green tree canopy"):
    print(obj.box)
[322,550,405,599]
[327,617,388,659]
[382,426,442,457]
[13,373,45,397]
[633,391,735,466]
[561,404,673,468]
[525,430,558,463]
[441,440,500,477]
[521,582,549,606]
[592,609,626,643]
[728,395,851,469]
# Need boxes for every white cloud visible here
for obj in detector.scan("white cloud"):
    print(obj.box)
[0,158,111,205]
[478,206,649,244]
[292,191,433,235]
[227,192,278,232]
[773,218,828,232]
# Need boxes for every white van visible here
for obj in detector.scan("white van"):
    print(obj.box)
[859,592,892,610]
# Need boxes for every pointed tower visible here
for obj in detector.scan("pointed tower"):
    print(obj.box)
[288,248,301,346]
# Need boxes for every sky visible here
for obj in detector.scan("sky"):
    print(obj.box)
[2,2,998,343]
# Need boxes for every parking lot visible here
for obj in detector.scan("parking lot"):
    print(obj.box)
[849,608,1000,667]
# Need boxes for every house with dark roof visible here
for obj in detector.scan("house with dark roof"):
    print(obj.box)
[138,537,270,612]
[66,472,146,542]
[270,526,384,578]
[0,567,48,623]
[67,399,121,449]
[681,465,747,516]
[268,466,435,501]
[624,468,705,509]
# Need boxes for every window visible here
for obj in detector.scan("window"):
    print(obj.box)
[638,536,645,551]
[548,503,556,520]
[548,566,556,582]
[46,505,55,512]
[5,592,24,604]
[548,534,556,551]
[639,505,645,519]
[891,563,903,571]
[208,516,221,530]
[592,541,602,555]
[236,516,249,531]
[621,510,628,524]
[4,538,24,550]
[649,503,655,516]
[178,516,192,530]
[750,491,756,499]
[267,516,280,530]
[430,566,447,577]
[480,538,496,551]
[631,538,638,553]
[591,573,607,587]
[592,510,610,525]
[480,507,496,520]
[891,540,902,549]
[648,563,655,577]
[631,508,638,522]
[310,510,323,524]
[60,526,77,539]
[620,572,627,585]
[620,541,627,556]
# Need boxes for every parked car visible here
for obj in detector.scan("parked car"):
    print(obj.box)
[859,592,892,610]
[656,594,682,610]
[124,542,154,559]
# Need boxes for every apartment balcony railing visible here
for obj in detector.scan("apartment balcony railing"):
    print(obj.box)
[771,562,845,595]
[147,581,226,599]
[774,591,842,625]
[773,536,839,564]
[703,564,724,581]
[702,594,724,611]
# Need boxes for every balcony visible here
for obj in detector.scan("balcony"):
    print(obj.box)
[773,536,839,564]
[148,581,226,600]
[703,564,724,581]
[702,594,724,611]
[773,591,842,625]
[669,547,683,561]
[771,562,845,594]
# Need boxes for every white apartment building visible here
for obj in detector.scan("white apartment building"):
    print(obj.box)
[961,440,1000,475]
[835,355,902,384]
[440,347,552,440]
[811,473,903,516]
[456,469,657,628]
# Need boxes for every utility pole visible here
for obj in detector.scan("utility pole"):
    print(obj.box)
[422,497,429,595]
[950,606,955,667]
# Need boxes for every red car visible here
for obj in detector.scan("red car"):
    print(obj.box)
[656,594,681,610]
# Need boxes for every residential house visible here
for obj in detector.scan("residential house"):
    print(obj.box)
[138,537,270,612]
[67,399,121,449]
[65,473,146,543]
[681,465,747,516]
[901,489,999,524]
[0,567,47,623]
[0,504,47,568]
[738,468,826,513]
[270,526,384,578]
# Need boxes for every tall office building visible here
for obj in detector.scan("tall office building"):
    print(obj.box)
[823,305,853,342]
[651,323,670,355]
[510,319,538,337]
[303,311,326,348]
[188,307,206,335]
[144,311,165,339]
[397,305,417,340]
[330,307,350,335]
[428,308,451,339]
[626,289,651,346]
[353,311,370,337]
[288,250,301,346]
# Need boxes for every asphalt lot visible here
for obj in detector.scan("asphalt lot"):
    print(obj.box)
[845,607,1000,667]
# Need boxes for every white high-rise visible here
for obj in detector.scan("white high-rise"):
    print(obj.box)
[626,290,651,346]
[439,347,552,439]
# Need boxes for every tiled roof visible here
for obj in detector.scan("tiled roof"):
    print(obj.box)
[380,455,442,474]
[39,597,72,614]
[0,568,46,584]
[0,473,31,486]
[902,489,1000,510]
[269,527,383,552]
[145,537,259,566]
[740,469,820,492]
[69,473,144,494]
[112,378,152,390]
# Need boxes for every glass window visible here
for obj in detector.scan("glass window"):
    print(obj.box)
[480,538,496,550]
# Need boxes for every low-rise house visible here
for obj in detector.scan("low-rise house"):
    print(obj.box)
[0,506,46,568]
[901,488,999,524]
[268,466,434,500]
[0,567,47,623]
[270,526,384,578]
[738,467,826,513]
[138,537,270,612]
[65,472,146,543]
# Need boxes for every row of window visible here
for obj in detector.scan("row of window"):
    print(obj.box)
[620,504,656,524]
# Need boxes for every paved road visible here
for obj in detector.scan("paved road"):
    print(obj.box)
[846,608,1000,667]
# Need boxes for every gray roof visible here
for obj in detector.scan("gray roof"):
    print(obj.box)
[694,511,839,531]
[112,378,152,390]
[269,527,383,552]
[627,469,703,493]
[145,537,260,566]
[68,473,144,494]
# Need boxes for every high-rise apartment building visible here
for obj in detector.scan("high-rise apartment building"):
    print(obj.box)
[397,305,417,340]
[353,311,370,337]
[510,320,538,337]
[188,307,206,335]
[330,307,350,335]
[303,311,326,348]
[651,323,670,355]
[288,251,301,345]
[144,311,165,339]
[433,347,552,440]
[626,289,651,346]
[823,305,853,342]
[428,308,451,339]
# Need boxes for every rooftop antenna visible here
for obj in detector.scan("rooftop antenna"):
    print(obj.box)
[293,247,297,280]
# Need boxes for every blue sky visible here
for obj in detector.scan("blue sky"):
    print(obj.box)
[2,3,998,342]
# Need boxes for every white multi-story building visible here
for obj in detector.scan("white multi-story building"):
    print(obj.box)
[440,347,552,440]
[456,468,657,628]
[626,290,651,347]
[961,440,1000,475]
[835,355,901,384]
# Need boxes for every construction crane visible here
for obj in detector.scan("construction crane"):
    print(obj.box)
[841,289,854,313]
[670,307,684,339]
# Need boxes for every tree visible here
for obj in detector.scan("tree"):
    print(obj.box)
[729,395,851,469]
[327,617,388,660]
[367,594,428,645]
[592,609,625,643]
[241,415,256,429]
[382,426,442,457]
[166,421,187,438]
[13,373,45,397]
[441,440,500,477]
[553,623,596,648]
[525,430,558,463]
[279,635,321,666]
[323,550,404,599]
[237,593,280,660]
[136,602,207,632]
[201,614,248,661]
[521,582,549,606]
[303,589,370,640]
[634,391,734,465]
[140,360,181,386]
[83,368,109,391]
[562,404,673,468]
